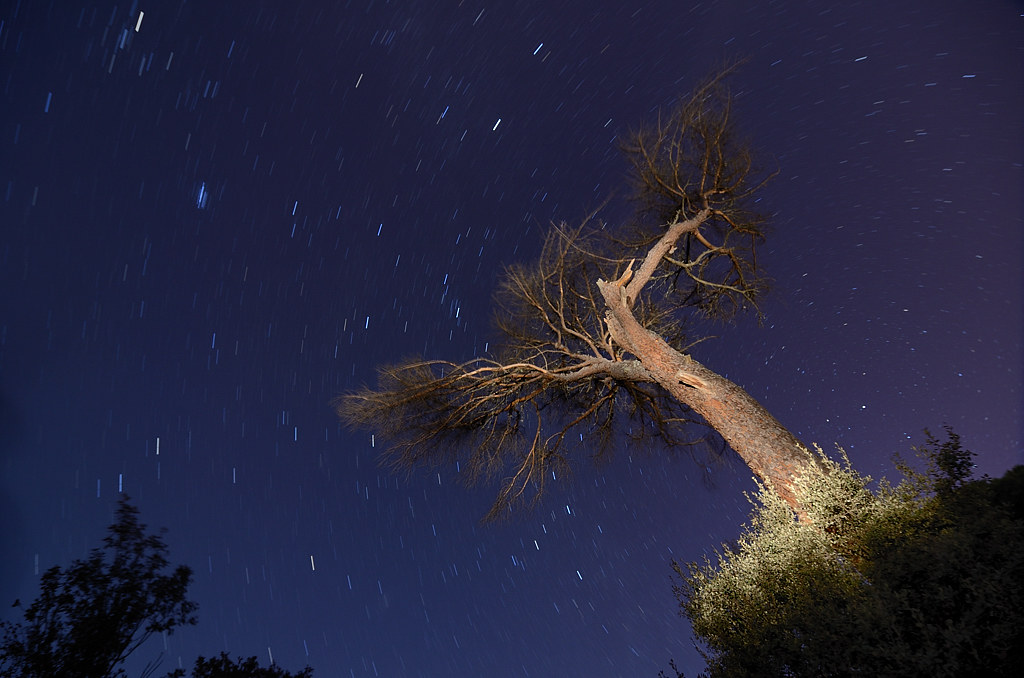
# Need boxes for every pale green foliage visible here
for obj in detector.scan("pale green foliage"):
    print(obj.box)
[679,450,878,675]
[674,431,1024,677]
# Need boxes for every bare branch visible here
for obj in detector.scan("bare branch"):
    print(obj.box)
[619,64,775,321]
[337,64,797,520]
[336,351,701,520]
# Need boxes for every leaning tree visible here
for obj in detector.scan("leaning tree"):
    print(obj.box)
[337,66,824,520]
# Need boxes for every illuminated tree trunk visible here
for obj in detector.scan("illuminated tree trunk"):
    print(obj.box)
[339,68,828,521]
[598,275,821,515]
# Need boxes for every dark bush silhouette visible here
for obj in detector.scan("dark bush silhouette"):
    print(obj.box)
[1,495,313,678]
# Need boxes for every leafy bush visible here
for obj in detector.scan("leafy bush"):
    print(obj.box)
[675,429,1024,677]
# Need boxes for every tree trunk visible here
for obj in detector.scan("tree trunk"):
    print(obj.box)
[598,277,822,516]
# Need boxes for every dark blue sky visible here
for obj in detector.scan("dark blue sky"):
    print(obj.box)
[1,1,1021,676]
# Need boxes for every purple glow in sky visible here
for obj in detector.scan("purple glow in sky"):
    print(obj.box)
[1,1,1021,676]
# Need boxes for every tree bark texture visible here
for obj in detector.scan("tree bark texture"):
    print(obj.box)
[598,274,820,515]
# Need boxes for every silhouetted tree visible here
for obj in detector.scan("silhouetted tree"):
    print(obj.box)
[0,495,197,678]
[337,64,823,520]
[675,429,1024,677]
[1,497,315,678]
[175,652,313,678]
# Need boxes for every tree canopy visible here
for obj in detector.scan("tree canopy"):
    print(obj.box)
[0,496,198,678]
[177,653,313,678]
[1,496,312,678]
[338,64,821,521]
[673,428,1024,677]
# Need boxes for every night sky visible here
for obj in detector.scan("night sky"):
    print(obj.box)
[1,1,1022,676]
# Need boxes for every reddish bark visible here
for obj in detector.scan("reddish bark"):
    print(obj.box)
[598,273,821,516]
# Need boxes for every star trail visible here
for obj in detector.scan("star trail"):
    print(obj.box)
[1,1,1021,676]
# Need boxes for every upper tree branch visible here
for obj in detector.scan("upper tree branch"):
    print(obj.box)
[337,64,775,520]
[623,207,711,305]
